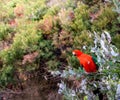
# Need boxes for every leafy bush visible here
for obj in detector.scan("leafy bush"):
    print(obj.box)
[0,24,14,41]
[0,24,40,64]
[112,34,120,52]
[29,3,48,21]
[54,31,120,100]
[73,31,93,51]
[70,2,90,32]
[0,0,120,92]
[112,0,120,22]
[0,65,14,87]
[92,6,118,31]
[37,15,55,34]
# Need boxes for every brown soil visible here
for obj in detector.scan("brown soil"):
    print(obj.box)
[0,70,63,100]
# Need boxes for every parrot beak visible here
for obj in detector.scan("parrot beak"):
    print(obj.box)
[72,52,76,56]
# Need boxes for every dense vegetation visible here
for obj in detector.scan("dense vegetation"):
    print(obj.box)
[0,0,120,99]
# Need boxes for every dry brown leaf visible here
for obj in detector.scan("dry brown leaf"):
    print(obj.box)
[22,52,39,65]
[14,5,24,17]
[37,16,53,34]
[90,8,103,21]
[8,19,17,27]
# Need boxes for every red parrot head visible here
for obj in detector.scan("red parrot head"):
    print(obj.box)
[72,50,83,57]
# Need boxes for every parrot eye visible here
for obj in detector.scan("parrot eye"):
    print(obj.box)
[72,52,76,56]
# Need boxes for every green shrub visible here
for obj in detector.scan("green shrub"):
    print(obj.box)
[0,48,23,64]
[67,55,80,69]
[37,15,55,34]
[112,34,120,52]
[92,6,118,31]
[0,1,14,21]
[0,65,14,87]
[0,24,14,41]
[38,33,59,69]
[28,0,48,21]
[112,0,120,22]
[0,0,119,90]
[70,2,90,32]
[0,23,40,64]
[82,0,100,5]
[56,31,120,100]
[73,31,93,51]
[45,6,60,16]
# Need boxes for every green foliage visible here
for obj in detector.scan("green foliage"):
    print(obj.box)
[46,60,60,70]
[112,0,120,22]
[82,0,100,5]
[0,24,40,64]
[38,32,59,69]
[0,48,23,64]
[0,65,14,87]
[39,39,53,60]
[73,31,93,50]
[70,2,90,32]
[30,5,48,21]
[0,1,14,21]
[45,6,60,16]
[28,0,48,21]
[56,31,120,100]
[0,0,120,91]
[67,55,80,68]
[112,34,120,52]
[58,8,74,28]
[0,24,13,41]
[37,15,57,34]
[13,27,39,51]
[64,0,76,8]
[91,32,120,99]
[92,6,118,31]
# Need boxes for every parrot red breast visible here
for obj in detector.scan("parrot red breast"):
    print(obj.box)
[72,50,106,99]
[72,49,99,73]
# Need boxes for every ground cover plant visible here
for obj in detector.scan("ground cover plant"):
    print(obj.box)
[0,0,120,99]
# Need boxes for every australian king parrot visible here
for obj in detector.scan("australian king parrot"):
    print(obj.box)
[72,50,108,99]
[72,49,99,73]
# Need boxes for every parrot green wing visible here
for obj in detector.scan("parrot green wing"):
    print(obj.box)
[91,55,99,70]
[78,66,84,73]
